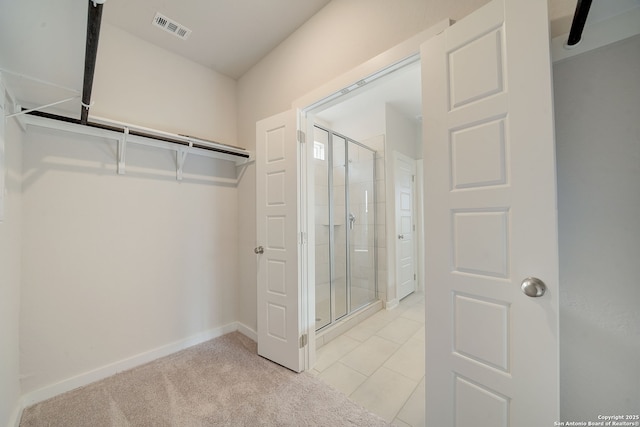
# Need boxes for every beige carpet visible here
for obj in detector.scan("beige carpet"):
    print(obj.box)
[20,332,389,426]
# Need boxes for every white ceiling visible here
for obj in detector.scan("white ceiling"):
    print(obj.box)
[314,61,422,125]
[0,0,330,115]
[1,0,638,121]
[102,0,640,84]
[102,0,332,79]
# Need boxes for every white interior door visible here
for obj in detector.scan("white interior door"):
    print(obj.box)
[394,152,417,300]
[422,0,559,425]
[256,110,304,372]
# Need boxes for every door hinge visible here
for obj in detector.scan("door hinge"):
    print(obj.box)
[299,334,308,348]
[414,273,417,280]
[298,231,307,245]
[412,175,415,182]
[297,130,306,144]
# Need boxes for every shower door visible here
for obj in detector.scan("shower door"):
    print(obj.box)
[346,140,377,312]
[314,126,377,331]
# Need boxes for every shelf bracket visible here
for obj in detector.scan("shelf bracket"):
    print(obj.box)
[117,127,128,175]
[176,142,192,181]
[6,96,79,120]
[11,104,27,132]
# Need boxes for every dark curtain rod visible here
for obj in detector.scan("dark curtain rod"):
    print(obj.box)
[567,0,593,46]
[26,110,250,158]
[81,0,104,125]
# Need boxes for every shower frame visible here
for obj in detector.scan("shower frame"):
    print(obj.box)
[314,124,378,332]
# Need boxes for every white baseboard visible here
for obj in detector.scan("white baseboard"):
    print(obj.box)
[235,322,257,341]
[19,322,244,409]
[10,403,23,427]
[385,298,400,310]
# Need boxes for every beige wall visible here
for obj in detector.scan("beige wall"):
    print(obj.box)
[19,127,240,398]
[17,24,242,404]
[20,128,237,400]
[235,0,491,331]
[0,0,583,419]
[93,23,237,146]
[0,91,23,427]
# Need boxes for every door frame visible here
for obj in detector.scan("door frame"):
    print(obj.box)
[292,20,452,371]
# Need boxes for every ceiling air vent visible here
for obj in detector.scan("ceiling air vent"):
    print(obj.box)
[152,12,192,40]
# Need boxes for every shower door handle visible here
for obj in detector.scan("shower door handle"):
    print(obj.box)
[348,213,356,230]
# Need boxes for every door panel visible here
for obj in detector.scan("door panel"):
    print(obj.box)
[455,376,509,427]
[395,153,416,300]
[256,110,303,372]
[422,0,559,425]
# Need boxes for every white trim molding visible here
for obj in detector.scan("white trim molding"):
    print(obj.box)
[385,298,400,311]
[10,405,22,427]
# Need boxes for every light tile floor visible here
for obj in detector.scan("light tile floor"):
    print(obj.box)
[310,292,425,426]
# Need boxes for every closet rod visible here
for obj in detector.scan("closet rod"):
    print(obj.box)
[567,0,593,46]
[81,0,104,124]
[26,110,250,159]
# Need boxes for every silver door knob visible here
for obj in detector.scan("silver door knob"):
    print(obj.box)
[521,277,546,297]
[254,246,264,254]
[398,234,404,240]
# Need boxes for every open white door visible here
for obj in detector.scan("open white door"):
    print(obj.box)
[395,152,417,300]
[422,0,559,425]
[256,110,304,372]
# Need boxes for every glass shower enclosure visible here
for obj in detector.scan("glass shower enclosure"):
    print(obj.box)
[313,125,377,331]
